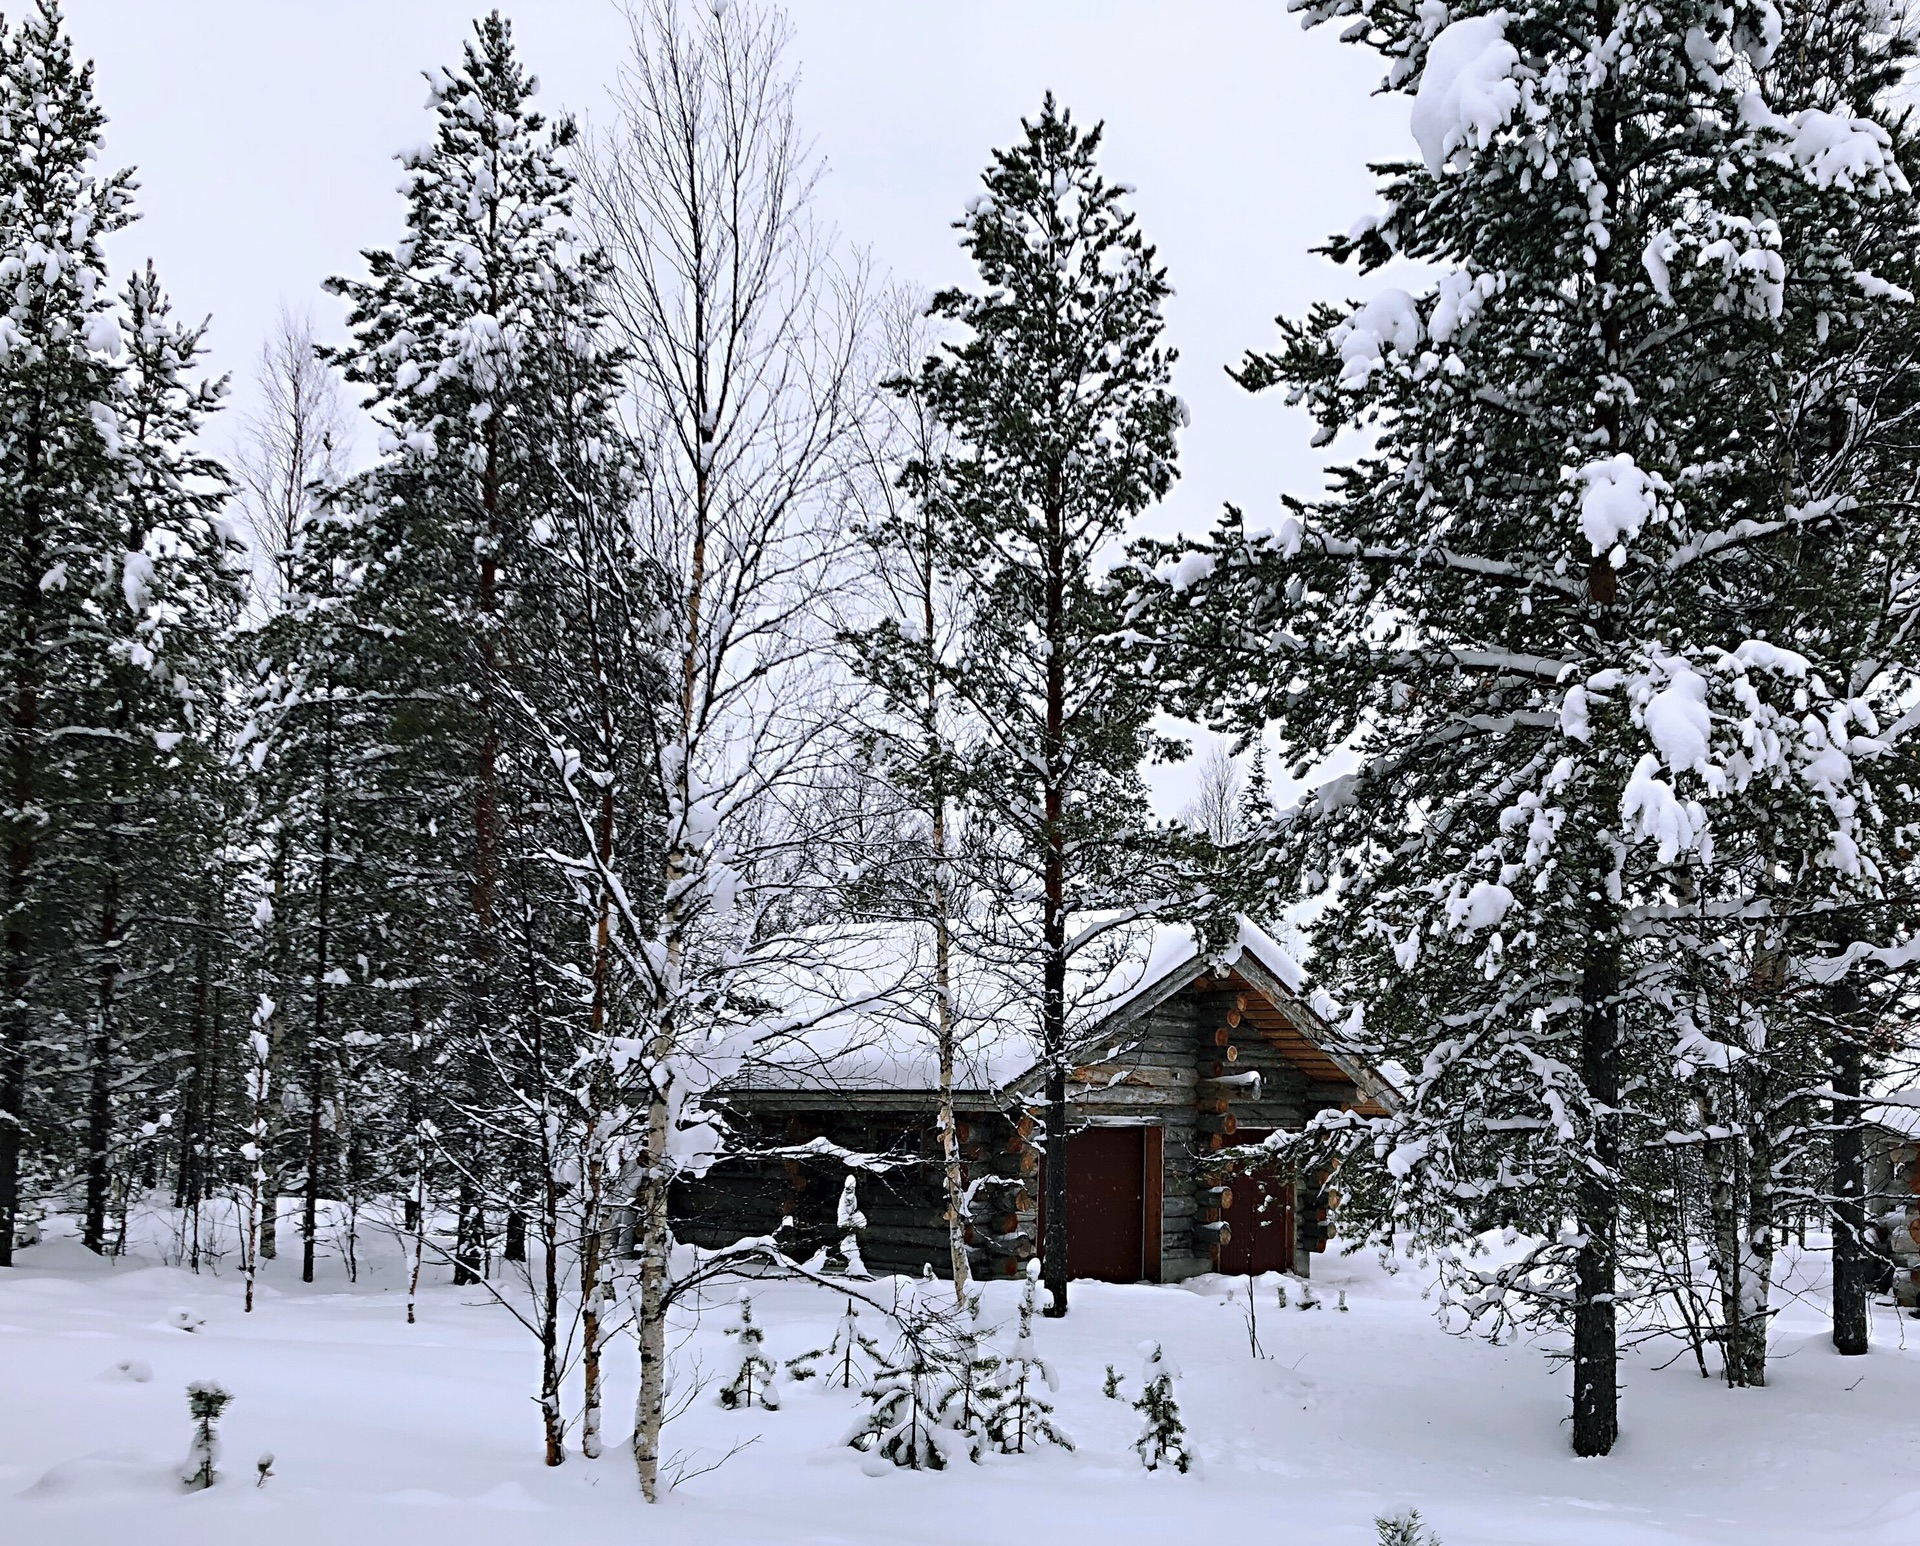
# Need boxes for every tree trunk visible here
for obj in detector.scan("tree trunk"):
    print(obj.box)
[932,813,969,1301]
[0,455,44,1268]
[175,885,216,1210]
[1572,931,1620,1456]
[303,743,335,1285]
[632,1091,672,1502]
[1039,472,1070,1318]
[82,874,121,1253]
[1831,968,1869,1354]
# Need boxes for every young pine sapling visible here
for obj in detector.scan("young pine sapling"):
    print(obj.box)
[718,1296,781,1411]
[788,1297,888,1390]
[181,1381,233,1491]
[1132,1343,1193,1474]
[985,1260,1072,1454]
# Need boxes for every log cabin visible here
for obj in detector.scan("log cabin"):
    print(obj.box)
[671,917,1395,1284]
[1865,1091,1920,1309]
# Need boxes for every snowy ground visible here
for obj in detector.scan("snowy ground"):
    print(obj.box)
[5,1214,1919,1546]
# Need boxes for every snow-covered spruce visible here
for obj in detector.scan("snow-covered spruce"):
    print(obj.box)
[845,1284,964,1471]
[1375,1510,1442,1546]
[788,1297,888,1390]
[1128,0,1920,1448]
[181,1381,232,1491]
[984,1260,1072,1454]
[718,1296,782,1411]
[1131,1342,1193,1475]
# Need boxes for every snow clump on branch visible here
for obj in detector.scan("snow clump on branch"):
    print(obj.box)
[1410,15,1521,175]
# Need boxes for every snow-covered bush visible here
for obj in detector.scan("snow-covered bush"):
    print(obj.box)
[1131,1343,1192,1474]
[1375,1509,1440,1546]
[827,1176,871,1279]
[181,1381,232,1491]
[718,1296,781,1411]
[845,1287,961,1471]
[985,1261,1071,1454]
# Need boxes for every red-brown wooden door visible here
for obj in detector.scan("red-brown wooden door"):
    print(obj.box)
[1217,1129,1295,1275]
[1059,1125,1148,1283]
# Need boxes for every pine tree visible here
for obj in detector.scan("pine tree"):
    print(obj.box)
[985,1260,1071,1454]
[787,1296,886,1389]
[1134,0,1920,1446]
[1131,1342,1191,1474]
[908,95,1184,1317]
[180,1380,232,1491]
[845,1284,963,1471]
[319,9,646,1466]
[0,3,247,1262]
[718,1295,782,1410]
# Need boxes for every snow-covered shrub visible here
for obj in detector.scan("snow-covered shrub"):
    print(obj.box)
[181,1381,232,1490]
[938,1292,1000,1456]
[1131,1343,1193,1474]
[718,1296,781,1410]
[1375,1509,1440,1546]
[845,1288,961,1471]
[985,1261,1071,1454]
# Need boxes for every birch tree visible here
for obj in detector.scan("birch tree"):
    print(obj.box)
[584,0,865,1499]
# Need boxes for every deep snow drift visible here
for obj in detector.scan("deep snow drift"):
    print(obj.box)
[3,1212,1918,1546]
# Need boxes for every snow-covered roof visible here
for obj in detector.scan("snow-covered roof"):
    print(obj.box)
[728,912,1338,1102]
[1866,1087,1920,1140]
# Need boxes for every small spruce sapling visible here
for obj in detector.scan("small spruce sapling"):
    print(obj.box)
[1375,1509,1440,1546]
[181,1381,233,1490]
[1132,1343,1193,1474]
[845,1285,961,1471]
[939,1291,1002,1456]
[718,1296,781,1410]
[986,1260,1071,1454]
[788,1297,888,1389]
[255,1452,275,1488]
[1102,1363,1123,1399]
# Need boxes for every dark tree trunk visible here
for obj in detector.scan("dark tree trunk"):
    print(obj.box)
[453,1180,484,1287]
[303,711,337,1286]
[0,450,45,1268]
[1573,931,1621,1457]
[504,1208,527,1263]
[175,886,216,1208]
[1039,476,1070,1318]
[1831,970,1868,1355]
[82,875,121,1252]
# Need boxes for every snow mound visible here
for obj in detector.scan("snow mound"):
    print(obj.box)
[10,1235,115,1272]
[1411,16,1521,174]
[22,1449,176,1497]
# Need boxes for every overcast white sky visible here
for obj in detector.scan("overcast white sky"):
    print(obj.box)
[70,0,1407,808]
